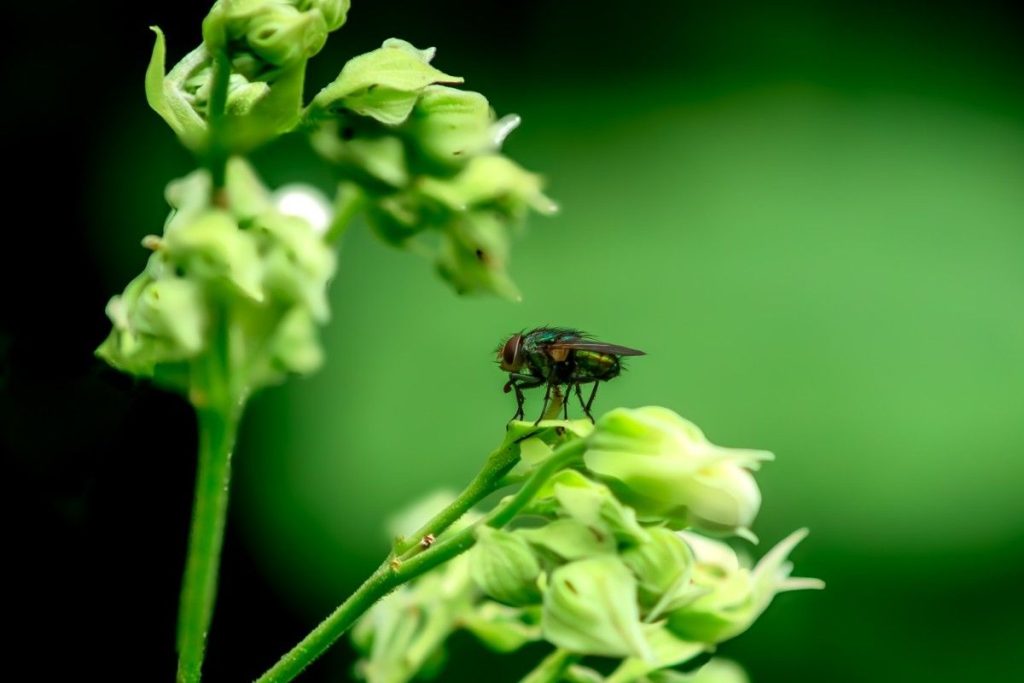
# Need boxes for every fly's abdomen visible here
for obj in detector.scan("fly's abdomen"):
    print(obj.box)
[571,350,621,382]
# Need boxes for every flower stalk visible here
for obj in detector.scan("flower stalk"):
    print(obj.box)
[256,438,587,682]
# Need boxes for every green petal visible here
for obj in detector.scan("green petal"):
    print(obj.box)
[519,518,616,561]
[145,27,208,150]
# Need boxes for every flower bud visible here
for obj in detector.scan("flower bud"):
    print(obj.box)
[96,271,208,387]
[540,470,648,546]
[666,530,823,644]
[417,154,557,217]
[586,407,772,535]
[518,518,615,561]
[250,211,336,321]
[162,209,264,301]
[296,0,351,32]
[309,39,462,125]
[621,527,695,616]
[542,556,651,659]
[460,602,541,653]
[245,5,328,68]
[469,527,543,606]
[407,86,494,165]
[435,212,521,301]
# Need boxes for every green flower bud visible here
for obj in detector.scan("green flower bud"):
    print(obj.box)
[407,86,494,165]
[203,0,268,49]
[226,77,271,116]
[310,39,463,125]
[469,527,543,606]
[542,556,651,660]
[518,518,616,561]
[435,212,521,300]
[621,527,695,617]
[245,5,328,68]
[353,553,474,683]
[224,157,274,221]
[539,470,649,546]
[666,530,823,644]
[609,625,708,683]
[586,407,772,535]
[97,272,208,384]
[250,210,336,320]
[266,307,323,377]
[162,209,264,301]
[310,122,409,188]
[296,0,350,31]
[661,659,749,683]
[460,602,541,653]
[417,154,557,217]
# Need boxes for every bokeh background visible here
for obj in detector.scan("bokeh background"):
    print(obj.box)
[3,1,1023,681]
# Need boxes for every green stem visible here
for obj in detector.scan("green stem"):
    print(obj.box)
[324,182,366,244]
[205,48,231,190]
[176,406,238,683]
[519,648,579,683]
[393,439,520,557]
[256,438,587,683]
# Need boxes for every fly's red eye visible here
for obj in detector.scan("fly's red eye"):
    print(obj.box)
[502,335,522,368]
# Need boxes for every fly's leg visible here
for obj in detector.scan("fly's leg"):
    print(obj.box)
[575,383,587,420]
[512,384,526,422]
[582,382,600,423]
[562,384,573,420]
[505,373,543,426]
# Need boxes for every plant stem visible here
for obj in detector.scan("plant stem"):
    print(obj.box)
[324,182,365,244]
[256,438,587,683]
[393,439,520,557]
[205,48,231,190]
[176,406,238,683]
[519,648,579,683]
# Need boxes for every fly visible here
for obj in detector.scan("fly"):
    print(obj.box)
[497,327,645,424]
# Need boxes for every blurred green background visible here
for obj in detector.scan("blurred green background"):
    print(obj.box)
[6,1,1023,681]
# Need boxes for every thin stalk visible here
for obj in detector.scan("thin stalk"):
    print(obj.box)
[205,48,231,191]
[519,648,579,683]
[393,439,520,557]
[256,438,587,683]
[176,407,238,683]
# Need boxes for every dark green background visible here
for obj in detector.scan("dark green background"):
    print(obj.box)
[4,1,1022,681]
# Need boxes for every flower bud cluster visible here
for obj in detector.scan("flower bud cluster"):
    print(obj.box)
[147,1,350,152]
[353,410,822,681]
[97,159,335,404]
[308,38,557,300]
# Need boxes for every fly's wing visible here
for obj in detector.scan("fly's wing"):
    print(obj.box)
[546,340,646,356]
